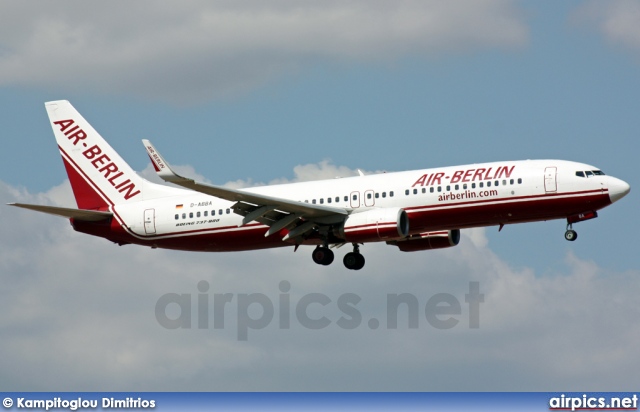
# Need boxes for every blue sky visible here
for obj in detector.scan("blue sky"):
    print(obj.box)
[0,0,639,391]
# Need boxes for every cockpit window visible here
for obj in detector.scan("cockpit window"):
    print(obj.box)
[576,170,605,178]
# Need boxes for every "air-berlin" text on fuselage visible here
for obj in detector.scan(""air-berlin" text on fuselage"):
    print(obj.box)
[53,119,141,200]
[412,165,516,187]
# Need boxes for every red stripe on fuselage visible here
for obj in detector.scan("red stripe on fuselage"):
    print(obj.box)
[405,190,610,233]
[75,190,612,251]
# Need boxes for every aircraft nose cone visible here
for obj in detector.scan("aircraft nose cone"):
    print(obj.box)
[609,177,630,203]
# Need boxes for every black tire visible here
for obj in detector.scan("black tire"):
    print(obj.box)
[343,252,365,270]
[343,252,358,270]
[564,230,577,242]
[312,247,334,265]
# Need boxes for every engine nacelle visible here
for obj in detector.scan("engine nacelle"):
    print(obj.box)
[387,229,460,252]
[335,207,409,243]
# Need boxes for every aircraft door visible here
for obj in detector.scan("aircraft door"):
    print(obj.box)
[544,167,557,193]
[144,208,156,234]
[350,191,360,208]
[364,190,375,207]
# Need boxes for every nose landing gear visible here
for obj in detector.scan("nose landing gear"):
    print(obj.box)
[564,223,577,242]
[564,212,598,241]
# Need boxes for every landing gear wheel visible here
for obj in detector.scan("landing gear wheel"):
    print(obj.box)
[343,252,365,270]
[312,246,334,266]
[564,230,577,242]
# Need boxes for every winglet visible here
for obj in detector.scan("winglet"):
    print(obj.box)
[142,139,193,184]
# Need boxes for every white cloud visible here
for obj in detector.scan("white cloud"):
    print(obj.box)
[1,164,639,390]
[138,159,362,189]
[573,1,640,51]
[0,1,528,102]
[263,159,364,186]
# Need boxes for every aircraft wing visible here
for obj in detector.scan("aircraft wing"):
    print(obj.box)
[142,140,349,238]
[8,203,113,221]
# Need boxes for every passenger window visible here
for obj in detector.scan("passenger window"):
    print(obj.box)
[446,185,450,191]
[367,193,372,199]
[437,186,442,192]
[510,179,514,185]
[312,199,316,204]
[390,191,394,197]
[197,212,201,218]
[422,188,426,194]
[189,212,194,218]
[503,180,507,186]
[219,209,223,215]
[382,192,387,198]
[182,213,186,219]
[472,183,476,189]
[320,198,324,204]
[430,187,434,193]
[463,184,467,190]
[413,188,418,195]
[204,211,208,217]
[175,214,179,220]
[495,181,499,186]
[344,196,348,202]
[405,189,410,196]
[226,209,230,214]
[335,197,339,202]
[518,178,522,184]
[479,182,484,188]
[375,193,379,198]
[327,197,332,203]
[352,194,357,200]
[454,185,459,190]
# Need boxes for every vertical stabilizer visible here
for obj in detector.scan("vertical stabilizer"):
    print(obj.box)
[46,100,172,210]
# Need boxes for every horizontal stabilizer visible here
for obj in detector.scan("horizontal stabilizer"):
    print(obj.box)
[8,203,113,222]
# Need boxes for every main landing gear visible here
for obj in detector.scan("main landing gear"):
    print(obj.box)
[312,245,334,266]
[564,223,578,242]
[343,244,365,271]
[311,243,365,270]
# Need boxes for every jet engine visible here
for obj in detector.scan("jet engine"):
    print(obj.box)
[335,207,409,243]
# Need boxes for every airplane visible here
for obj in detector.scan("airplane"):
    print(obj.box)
[8,100,631,270]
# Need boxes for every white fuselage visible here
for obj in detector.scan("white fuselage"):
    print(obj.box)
[86,159,626,252]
